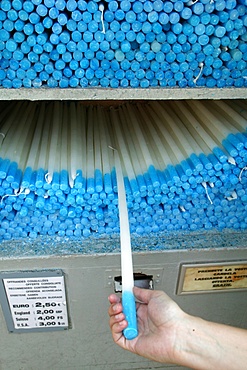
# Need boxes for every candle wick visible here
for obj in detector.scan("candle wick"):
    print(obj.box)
[187,0,199,5]
[69,178,75,188]
[99,4,106,34]
[193,62,204,84]
[226,191,237,201]
[202,181,213,205]
[1,188,30,205]
[45,172,52,184]
[239,166,247,183]
[222,46,228,51]
[228,156,236,166]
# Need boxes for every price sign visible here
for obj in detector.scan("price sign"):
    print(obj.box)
[0,270,69,333]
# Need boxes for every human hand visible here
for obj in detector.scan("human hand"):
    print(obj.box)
[109,287,247,369]
[108,286,186,364]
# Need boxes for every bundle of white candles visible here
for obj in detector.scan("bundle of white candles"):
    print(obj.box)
[0,99,246,242]
[0,100,245,177]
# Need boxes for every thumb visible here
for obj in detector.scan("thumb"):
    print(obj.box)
[133,286,158,303]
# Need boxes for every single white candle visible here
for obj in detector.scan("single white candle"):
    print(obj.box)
[86,106,95,182]
[114,148,134,291]
[47,102,60,183]
[69,102,78,187]
[77,104,87,180]
[37,103,53,173]
[94,108,103,192]
[60,103,68,172]
[110,108,136,181]
[114,147,138,340]
[25,103,45,170]
[19,105,38,170]
[98,107,111,177]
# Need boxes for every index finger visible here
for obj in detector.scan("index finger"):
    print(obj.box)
[108,294,123,317]
[108,293,121,305]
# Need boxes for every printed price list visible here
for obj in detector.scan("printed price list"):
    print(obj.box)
[3,275,68,330]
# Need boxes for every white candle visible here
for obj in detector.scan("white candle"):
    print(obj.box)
[47,102,60,183]
[26,103,45,170]
[77,104,87,181]
[98,107,111,177]
[114,148,138,340]
[86,106,95,185]
[37,103,52,174]
[60,103,68,172]
[114,149,134,291]
[94,108,103,192]
[110,108,136,181]
[69,102,78,187]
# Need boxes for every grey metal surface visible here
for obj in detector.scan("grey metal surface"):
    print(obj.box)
[0,247,246,370]
[1,87,247,101]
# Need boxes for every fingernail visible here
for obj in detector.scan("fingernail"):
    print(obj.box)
[113,304,118,312]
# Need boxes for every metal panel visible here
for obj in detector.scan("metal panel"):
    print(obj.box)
[0,247,246,370]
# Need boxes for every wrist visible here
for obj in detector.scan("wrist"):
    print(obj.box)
[171,313,213,370]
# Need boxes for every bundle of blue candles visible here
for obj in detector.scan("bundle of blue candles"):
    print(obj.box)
[0,99,247,242]
[0,0,246,88]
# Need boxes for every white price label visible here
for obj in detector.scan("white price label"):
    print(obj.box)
[3,275,68,330]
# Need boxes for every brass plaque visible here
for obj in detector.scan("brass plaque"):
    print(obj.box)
[177,261,247,295]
